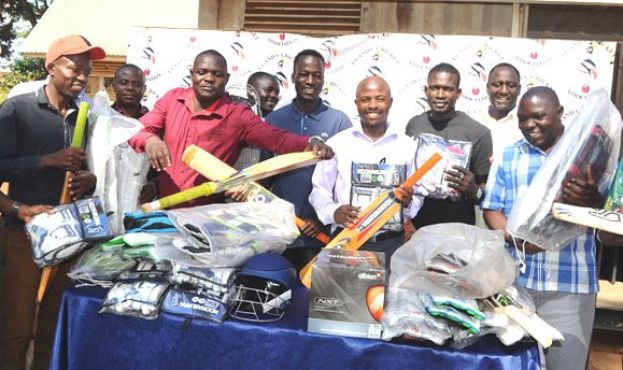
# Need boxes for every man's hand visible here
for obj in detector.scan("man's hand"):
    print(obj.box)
[68,170,96,200]
[403,220,416,241]
[334,205,360,228]
[304,138,334,160]
[300,217,323,238]
[17,204,54,223]
[139,182,157,204]
[40,148,86,171]
[562,165,604,208]
[597,230,623,247]
[145,136,172,171]
[394,184,413,207]
[445,165,480,201]
[224,185,247,202]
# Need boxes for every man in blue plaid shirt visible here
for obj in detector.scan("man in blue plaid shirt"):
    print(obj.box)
[482,86,604,370]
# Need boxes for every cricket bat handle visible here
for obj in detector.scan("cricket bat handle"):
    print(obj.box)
[59,171,73,204]
[294,218,330,244]
[141,182,218,212]
[503,305,553,348]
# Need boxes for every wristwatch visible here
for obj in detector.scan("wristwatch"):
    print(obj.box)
[308,135,325,144]
[10,201,22,217]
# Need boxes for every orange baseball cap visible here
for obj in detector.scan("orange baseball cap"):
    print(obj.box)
[45,35,106,67]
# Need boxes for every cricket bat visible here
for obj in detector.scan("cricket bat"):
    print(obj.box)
[32,102,90,357]
[181,145,330,244]
[59,102,89,203]
[551,202,623,236]
[142,150,321,212]
[299,152,443,288]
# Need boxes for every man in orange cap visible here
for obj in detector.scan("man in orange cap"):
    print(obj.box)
[0,34,105,370]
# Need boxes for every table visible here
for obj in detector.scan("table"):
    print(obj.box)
[50,285,541,370]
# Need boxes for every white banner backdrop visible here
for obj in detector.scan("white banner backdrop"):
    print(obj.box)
[127,28,616,130]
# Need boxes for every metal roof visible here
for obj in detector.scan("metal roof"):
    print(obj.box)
[20,0,199,60]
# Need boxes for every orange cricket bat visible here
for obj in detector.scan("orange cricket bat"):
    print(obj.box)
[299,152,442,288]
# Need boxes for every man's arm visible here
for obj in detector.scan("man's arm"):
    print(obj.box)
[308,151,341,226]
[128,92,173,171]
[0,191,53,223]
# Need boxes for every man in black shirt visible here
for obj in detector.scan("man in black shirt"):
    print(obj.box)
[0,34,105,370]
[405,63,492,228]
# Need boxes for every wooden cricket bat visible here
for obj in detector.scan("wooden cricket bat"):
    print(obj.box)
[181,145,330,244]
[299,152,443,288]
[141,150,321,212]
[33,102,89,351]
[551,202,623,236]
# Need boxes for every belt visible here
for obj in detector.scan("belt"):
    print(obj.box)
[334,228,404,243]
[369,230,404,243]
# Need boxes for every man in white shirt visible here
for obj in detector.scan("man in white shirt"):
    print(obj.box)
[309,76,420,264]
[477,63,524,163]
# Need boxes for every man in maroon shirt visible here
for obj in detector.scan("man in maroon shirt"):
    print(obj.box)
[128,50,333,205]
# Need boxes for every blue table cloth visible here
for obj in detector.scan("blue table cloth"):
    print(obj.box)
[50,285,541,370]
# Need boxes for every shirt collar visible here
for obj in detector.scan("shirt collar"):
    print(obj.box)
[111,102,149,118]
[36,86,78,114]
[518,138,547,156]
[179,88,227,116]
[351,121,398,142]
[288,99,326,120]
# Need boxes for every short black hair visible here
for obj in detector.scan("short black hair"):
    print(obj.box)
[428,63,461,86]
[247,71,277,88]
[293,49,324,70]
[193,49,227,69]
[488,63,521,85]
[520,85,560,107]
[113,63,144,82]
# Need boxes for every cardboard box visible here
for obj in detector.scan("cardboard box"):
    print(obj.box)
[308,249,385,339]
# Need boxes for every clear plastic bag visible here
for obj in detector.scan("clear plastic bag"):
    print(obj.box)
[86,90,149,234]
[414,133,472,200]
[165,202,299,268]
[389,223,517,299]
[68,247,137,287]
[506,89,622,250]
[99,280,169,320]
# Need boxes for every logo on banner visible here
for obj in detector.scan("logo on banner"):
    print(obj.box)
[230,42,245,59]
[141,46,156,65]
[321,40,338,69]
[515,39,552,67]
[322,80,348,100]
[268,32,297,47]
[274,71,290,90]
[351,47,400,66]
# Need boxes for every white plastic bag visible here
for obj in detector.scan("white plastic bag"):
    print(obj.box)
[389,223,517,299]
[165,202,299,268]
[506,89,622,251]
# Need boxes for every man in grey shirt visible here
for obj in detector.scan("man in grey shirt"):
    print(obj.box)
[405,63,492,228]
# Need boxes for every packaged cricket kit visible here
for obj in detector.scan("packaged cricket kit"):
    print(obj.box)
[350,163,406,231]
[308,249,386,339]
[414,133,472,201]
[26,197,113,267]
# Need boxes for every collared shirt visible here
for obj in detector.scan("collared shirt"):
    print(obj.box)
[482,138,598,294]
[310,124,422,227]
[0,87,79,210]
[475,109,523,165]
[111,102,150,119]
[128,87,308,206]
[262,100,352,247]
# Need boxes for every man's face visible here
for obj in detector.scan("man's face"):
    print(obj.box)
[425,71,461,116]
[191,54,229,103]
[113,68,146,107]
[355,79,392,128]
[518,95,564,151]
[48,53,92,99]
[487,66,521,116]
[292,55,324,102]
[253,77,280,116]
